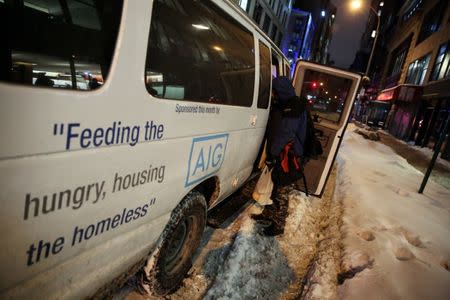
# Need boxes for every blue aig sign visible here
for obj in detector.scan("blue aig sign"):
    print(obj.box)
[185,134,229,187]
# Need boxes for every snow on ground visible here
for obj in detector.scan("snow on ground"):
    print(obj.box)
[197,190,323,300]
[204,214,295,299]
[377,130,450,190]
[117,186,329,300]
[403,140,450,170]
[337,124,450,299]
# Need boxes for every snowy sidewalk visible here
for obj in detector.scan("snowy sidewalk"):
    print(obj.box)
[377,130,450,190]
[337,125,450,299]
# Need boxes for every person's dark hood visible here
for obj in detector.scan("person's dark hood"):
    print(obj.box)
[272,76,296,104]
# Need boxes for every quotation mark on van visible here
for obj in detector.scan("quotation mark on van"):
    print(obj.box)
[185,134,228,187]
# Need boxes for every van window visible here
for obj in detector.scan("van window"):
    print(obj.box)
[271,54,280,78]
[300,69,353,123]
[285,63,291,79]
[145,0,255,107]
[0,0,123,90]
[257,42,271,109]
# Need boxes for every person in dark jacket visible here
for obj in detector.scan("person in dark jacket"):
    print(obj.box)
[253,76,308,236]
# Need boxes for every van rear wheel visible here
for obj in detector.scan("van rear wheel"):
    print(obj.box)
[141,191,206,296]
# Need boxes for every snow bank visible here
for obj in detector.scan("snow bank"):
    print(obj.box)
[204,191,319,300]
[337,125,450,300]
[204,217,294,299]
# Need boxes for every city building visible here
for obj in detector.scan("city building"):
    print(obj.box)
[234,0,336,72]
[293,0,337,65]
[350,0,403,127]
[234,0,293,47]
[355,0,450,160]
[280,8,315,67]
[350,0,403,85]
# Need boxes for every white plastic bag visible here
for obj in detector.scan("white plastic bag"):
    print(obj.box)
[252,166,273,205]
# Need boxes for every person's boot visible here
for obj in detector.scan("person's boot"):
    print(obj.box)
[262,194,287,236]
[262,221,284,236]
[251,204,276,221]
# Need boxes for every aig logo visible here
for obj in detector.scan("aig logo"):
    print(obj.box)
[185,134,228,187]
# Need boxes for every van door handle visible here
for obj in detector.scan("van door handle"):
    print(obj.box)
[250,115,257,127]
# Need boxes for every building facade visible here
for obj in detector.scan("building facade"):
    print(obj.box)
[234,0,292,47]
[293,0,336,65]
[350,0,403,84]
[280,8,315,67]
[356,0,450,160]
[234,0,336,72]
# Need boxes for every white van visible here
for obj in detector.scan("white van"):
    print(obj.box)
[0,0,361,298]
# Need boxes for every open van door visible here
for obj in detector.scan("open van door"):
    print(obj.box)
[292,61,361,197]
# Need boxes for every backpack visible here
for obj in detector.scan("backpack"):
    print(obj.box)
[272,97,323,195]
[287,97,323,160]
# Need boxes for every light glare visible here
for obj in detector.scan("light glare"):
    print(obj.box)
[192,24,210,30]
[350,0,362,10]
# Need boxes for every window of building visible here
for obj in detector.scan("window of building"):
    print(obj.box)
[388,37,412,77]
[282,11,287,26]
[257,42,271,109]
[277,1,282,17]
[270,25,278,41]
[263,14,271,33]
[0,0,123,90]
[417,0,446,44]
[277,34,283,47]
[391,50,407,76]
[146,0,255,107]
[238,0,249,13]
[405,53,431,85]
[253,3,263,25]
[430,41,450,81]
[402,0,423,23]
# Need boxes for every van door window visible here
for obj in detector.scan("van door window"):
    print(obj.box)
[257,41,271,109]
[0,0,123,90]
[145,0,255,107]
[302,69,353,124]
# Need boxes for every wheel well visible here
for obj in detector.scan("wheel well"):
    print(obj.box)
[193,176,220,208]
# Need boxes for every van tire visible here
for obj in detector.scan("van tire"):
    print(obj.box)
[141,191,206,296]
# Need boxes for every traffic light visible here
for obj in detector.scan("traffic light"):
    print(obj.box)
[311,81,318,89]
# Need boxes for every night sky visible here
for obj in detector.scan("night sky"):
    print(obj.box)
[328,0,369,69]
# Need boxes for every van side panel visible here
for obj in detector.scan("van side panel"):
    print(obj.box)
[0,0,276,298]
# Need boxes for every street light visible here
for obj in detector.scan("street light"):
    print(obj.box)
[350,0,362,10]
[350,0,381,76]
